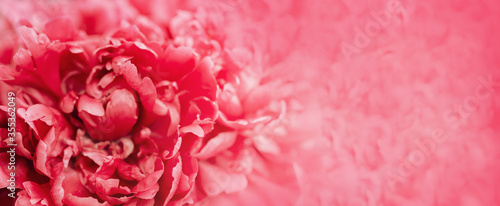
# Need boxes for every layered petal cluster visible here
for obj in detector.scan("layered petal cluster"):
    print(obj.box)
[0,0,300,205]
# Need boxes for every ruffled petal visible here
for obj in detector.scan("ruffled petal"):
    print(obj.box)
[194,132,238,160]
[155,156,182,205]
[156,46,197,81]
[178,57,217,101]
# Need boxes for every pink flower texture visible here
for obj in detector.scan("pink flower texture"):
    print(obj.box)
[1,0,500,206]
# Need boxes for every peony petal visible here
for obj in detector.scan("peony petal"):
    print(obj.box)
[0,153,14,188]
[77,95,105,117]
[112,25,147,42]
[117,163,146,181]
[191,97,218,121]
[179,124,204,137]
[133,157,164,192]
[198,161,248,196]
[102,89,138,139]
[12,48,34,70]
[217,111,273,130]
[180,97,217,133]
[15,131,33,159]
[97,72,116,89]
[178,57,217,101]
[82,150,108,166]
[149,116,181,157]
[252,135,281,155]
[194,132,238,160]
[218,84,243,118]
[124,198,155,206]
[124,41,158,66]
[167,102,181,137]
[63,194,107,206]
[61,167,92,198]
[138,77,157,110]
[155,156,182,205]
[119,137,135,159]
[34,136,50,177]
[15,190,32,206]
[153,99,169,116]
[25,104,56,126]
[95,178,125,196]
[135,16,166,42]
[43,17,77,41]
[50,163,65,206]
[119,61,141,90]
[134,183,159,199]
[22,181,51,206]
[223,48,252,70]
[19,26,47,58]
[0,65,20,80]
[242,84,273,114]
[59,91,78,114]
[156,46,197,81]
[169,155,198,200]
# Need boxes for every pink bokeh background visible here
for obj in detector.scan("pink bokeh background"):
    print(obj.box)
[284,0,500,205]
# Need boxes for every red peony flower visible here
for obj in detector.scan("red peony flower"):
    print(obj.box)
[0,0,300,205]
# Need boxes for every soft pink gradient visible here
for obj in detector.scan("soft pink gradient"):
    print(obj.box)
[1,0,500,205]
